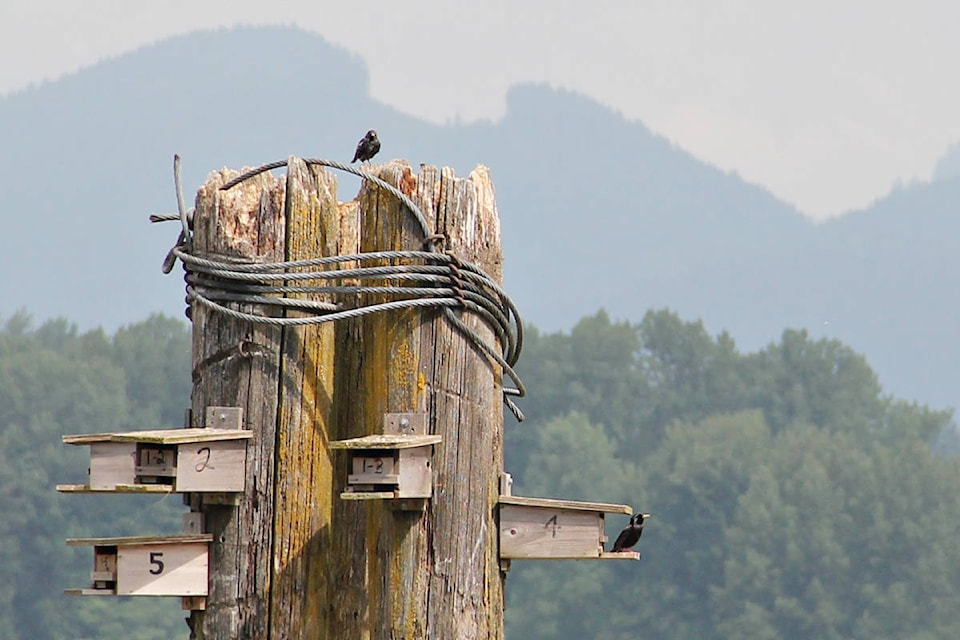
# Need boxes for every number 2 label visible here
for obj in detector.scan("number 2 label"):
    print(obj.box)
[195,446,213,472]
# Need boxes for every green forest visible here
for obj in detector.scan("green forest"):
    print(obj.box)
[1,308,958,639]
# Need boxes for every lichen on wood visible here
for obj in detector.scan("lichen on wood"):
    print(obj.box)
[188,158,505,639]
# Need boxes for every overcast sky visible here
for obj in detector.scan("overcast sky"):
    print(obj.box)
[2,1,957,220]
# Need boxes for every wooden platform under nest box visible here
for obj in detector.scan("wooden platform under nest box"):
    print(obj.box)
[329,412,440,501]
[65,534,212,601]
[499,495,640,561]
[330,433,441,500]
[58,428,251,493]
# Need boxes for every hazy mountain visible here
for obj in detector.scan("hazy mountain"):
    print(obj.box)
[933,141,960,181]
[0,25,956,415]
[800,176,960,408]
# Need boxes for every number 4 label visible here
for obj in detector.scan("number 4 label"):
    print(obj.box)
[544,514,559,537]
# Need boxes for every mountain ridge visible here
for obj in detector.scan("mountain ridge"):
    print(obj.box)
[1,25,956,415]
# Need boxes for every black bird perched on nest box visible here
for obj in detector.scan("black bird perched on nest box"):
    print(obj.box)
[611,513,651,553]
[351,129,381,163]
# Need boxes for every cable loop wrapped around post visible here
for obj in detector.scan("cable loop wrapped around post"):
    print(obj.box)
[152,156,526,421]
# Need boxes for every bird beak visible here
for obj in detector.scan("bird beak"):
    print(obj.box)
[641,513,651,518]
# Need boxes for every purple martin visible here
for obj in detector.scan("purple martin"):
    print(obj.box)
[611,513,651,553]
[351,129,381,163]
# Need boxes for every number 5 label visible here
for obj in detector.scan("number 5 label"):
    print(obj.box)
[149,551,165,575]
[117,543,209,596]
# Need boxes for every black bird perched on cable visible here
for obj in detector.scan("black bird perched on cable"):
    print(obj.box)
[351,129,381,163]
[611,513,651,553]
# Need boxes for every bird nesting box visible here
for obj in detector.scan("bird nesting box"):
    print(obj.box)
[58,428,252,493]
[330,434,441,499]
[65,534,212,599]
[499,496,640,560]
[330,413,440,501]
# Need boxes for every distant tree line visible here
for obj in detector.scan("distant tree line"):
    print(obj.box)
[506,310,959,640]
[0,312,189,640]
[1,309,956,639]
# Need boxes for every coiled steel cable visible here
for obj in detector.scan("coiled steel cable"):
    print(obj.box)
[154,156,526,420]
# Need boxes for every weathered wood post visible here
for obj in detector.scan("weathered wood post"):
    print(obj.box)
[186,157,506,639]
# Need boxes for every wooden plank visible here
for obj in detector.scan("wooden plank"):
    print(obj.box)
[267,157,344,639]
[89,442,136,489]
[117,542,209,596]
[63,432,129,444]
[329,434,442,449]
[510,552,641,561]
[135,444,176,478]
[56,484,90,492]
[422,164,505,639]
[325,193,367,639]
[499,505,603,559]
[63,428,252,445]
[598,551,641,560]
[347,473,400,485]
[200,492,241,506]
[183,513,205,535]
[94,548,117,576]
[56,483,173,493]
[133,467,175,477]
[187,164,286,640]
[64,588,115,596]
[176,439,246,492]
[90,571,116,581]
[64,432,133,444]
[129,428,252,444]
[114,484,175,492]
[340,491,397,500]
[67,534,213,546]
[499,495,633,515]
[352,161,436,638]
[397,446,432,498]
[205,406,243,429]
[383,412,428,435]
[351,453,398,476]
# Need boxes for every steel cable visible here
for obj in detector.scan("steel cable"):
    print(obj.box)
[154,156,525,421]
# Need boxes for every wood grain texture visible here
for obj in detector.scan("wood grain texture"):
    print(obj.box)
[88,442,136,489]
[63,429,252,445]
[598,551,641,560]
[57,484,173,493]
[269,157,341,639]
[330,434,442,449]
[355,162,432,640]
[499,505,603,559]
[396,446,432,498]
[499,495,634,515]
[186,158,505,639]
[424,165,505,640]
[188,165,286,640]
[67,535,213,546]
[175,440,247,492]
[117,542,209,596]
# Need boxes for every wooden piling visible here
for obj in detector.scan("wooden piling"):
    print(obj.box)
[187,158,505,639]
